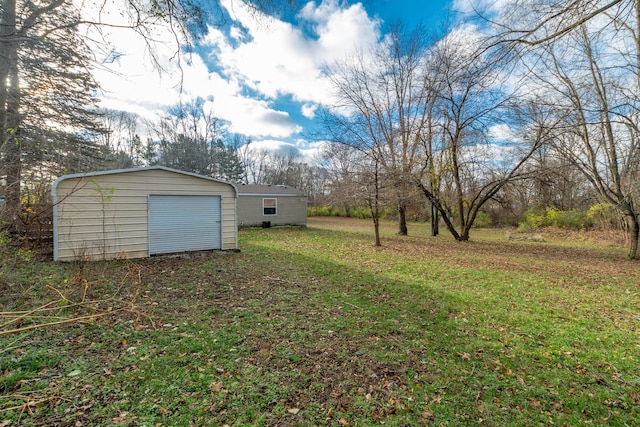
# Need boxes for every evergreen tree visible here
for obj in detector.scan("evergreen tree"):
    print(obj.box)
[1,0,106,213]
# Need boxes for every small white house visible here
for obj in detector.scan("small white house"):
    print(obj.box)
[52,166,238,261]
[236,184,307,227]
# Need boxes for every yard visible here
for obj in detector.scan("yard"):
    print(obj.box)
[1,217,639,426]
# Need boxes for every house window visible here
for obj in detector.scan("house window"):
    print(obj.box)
[263,198,277,215]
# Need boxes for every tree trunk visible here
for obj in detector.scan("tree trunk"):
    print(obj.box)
[1,0,20,214]
[372,158,381,247]
[437,204,462,241]
[0,0,14,119]
[459,226,471,241]
[4,60,21,214]
[373,216,381,247]
[627,214,639,259]
[398,203,408,235]
[417,181,461,240]
[431,202,439,236]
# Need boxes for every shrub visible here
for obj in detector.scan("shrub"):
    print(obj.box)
[307,205,394,219]
[307,206,333,217]
[552,208,590,230]
[472,211,493,228]
[519,208,550,229]
[351,207,372,219]
[332,208,347,217]
[587,203,620,230]
[519,206,590,230]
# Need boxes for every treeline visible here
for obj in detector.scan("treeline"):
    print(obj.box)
[307,204,622,233]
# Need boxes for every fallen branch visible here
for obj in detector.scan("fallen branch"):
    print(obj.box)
[0,299,64,329]
[0,308,126,336]
[0,397,57,414]
[0,261,149,336]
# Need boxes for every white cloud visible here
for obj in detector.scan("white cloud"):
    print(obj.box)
[248,138,326,164]
[207,0,380,104]
[229,25,245,41]
[439,22,483,53]
[301,103,318,119]
[89,0,382,145]
[249,139,299,154]
[488,123,521,142]
[296,140,328,162]
[452,0,512,17]
[299,0,381,59]
[91,25,302,138]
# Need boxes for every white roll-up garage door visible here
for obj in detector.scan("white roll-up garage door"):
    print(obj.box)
[148,195,222,255]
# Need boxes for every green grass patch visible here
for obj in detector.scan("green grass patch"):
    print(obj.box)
[1,218,638,426]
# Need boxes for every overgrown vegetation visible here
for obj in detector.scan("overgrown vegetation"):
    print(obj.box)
[311,203,625,233]
[1,218,638,426]
[519,204,623,232]
[308,206,396,220]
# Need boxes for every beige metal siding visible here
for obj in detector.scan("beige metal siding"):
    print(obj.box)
[54,168,237,261]
[237,195,307,226]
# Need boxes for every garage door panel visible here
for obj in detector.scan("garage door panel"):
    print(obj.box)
[148,195,221,255]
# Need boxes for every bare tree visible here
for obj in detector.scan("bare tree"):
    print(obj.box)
[263,148,303,186]
[324,23,432,236]
[320,141,385,245]
[516,25,640,256]
[480,0,627,48]
[244,147,271,185]
[321,143,366,214]
[485,0,640,257]
[319,99,390,245]
[414,30,545,241]
[147,97,246,181]
[99,109,145,168]
[298,162,330,204]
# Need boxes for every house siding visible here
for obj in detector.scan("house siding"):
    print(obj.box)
[53,168,237,261]
[237,194,307,226]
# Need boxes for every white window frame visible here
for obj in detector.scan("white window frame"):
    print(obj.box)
[263,198,277,216]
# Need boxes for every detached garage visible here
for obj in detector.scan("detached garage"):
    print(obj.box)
[236,184,307,227]
[52,166,238,261]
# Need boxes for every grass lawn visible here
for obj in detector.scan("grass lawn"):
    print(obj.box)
[1,217,639,426]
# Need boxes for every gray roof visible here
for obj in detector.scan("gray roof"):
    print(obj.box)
[235,183,305,196]
[53,166,238,196]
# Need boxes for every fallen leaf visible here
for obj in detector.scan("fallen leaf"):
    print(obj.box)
[287,408,300,414]
[330,389,343,398]
[528,398,541,407]
[338,418,350,427]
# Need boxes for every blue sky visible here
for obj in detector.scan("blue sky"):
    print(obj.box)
[365,0,454,31]
[93,0,458,160]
